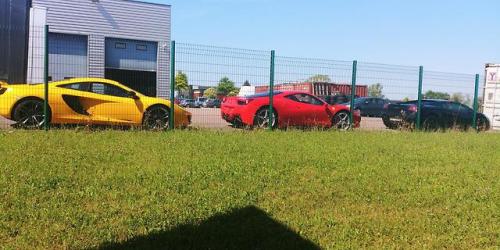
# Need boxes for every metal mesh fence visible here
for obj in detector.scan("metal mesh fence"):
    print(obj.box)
[274,57,353,97]
[1,25,46,129]
[423,71,477,107]
[0,24,491,131]
[175,43,270,129]
[357,62,420,101]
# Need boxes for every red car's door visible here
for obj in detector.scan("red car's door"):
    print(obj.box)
[301,94,331,126]
[276,95,306,126]
[281,94,330,127]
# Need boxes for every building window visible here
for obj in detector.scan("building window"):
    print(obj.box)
[115,42,126,49]
[136,44,147,51]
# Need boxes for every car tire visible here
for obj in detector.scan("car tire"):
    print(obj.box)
[422,116,441,132]
[142,105,170,130]
[477,116,490,132]
[12,98,50,129]
[253,107,277,129]
[382,115,399,129]
[331,111,351,130]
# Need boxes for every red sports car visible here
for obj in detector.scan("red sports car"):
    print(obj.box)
[221,91,361,129]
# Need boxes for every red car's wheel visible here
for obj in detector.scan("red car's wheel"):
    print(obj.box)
[253,108,277,129]
[331,111,351,130]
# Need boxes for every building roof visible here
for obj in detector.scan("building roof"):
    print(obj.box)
[114,0,170,8]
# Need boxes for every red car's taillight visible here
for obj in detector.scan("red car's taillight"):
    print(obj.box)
[222,97,227,103]
[237,99,253,105]
[408,104,418,113]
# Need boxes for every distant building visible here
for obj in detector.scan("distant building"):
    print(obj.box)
[190,85,213,98]
[255,82,368,97]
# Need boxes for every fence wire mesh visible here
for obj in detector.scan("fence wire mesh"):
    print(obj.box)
[1,25,46,129]
[0,24,491,131]
[357,62,420,101]
[175,43,270,129]
[274,56,354,97]
[423,71,477,107]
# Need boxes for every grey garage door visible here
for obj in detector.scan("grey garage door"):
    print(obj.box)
[105,38,157,71]
[105,38,158,96]
[48,33,88,81]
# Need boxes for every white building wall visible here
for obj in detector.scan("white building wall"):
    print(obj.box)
[26,7,47,84]
[483,64,500,130]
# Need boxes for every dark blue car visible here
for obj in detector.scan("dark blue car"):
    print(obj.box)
[382,100,490,131]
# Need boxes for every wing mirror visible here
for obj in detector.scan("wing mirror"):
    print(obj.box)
[129,91,140,100]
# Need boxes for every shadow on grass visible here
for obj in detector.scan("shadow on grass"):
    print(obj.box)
[96,206,320,250]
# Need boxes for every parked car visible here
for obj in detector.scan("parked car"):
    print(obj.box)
[0,78,192,129]
[180,99,200,108]
[195,97,207,107]
[221,91,361,129]
[174,98,183,105]
[350,97,395,117]
[203,99,221,108]
[321,94,353,105]
[382,99,490,131]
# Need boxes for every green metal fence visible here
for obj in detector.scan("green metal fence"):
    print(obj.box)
[0,24,486,132]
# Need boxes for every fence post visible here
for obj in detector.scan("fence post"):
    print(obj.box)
[416,66,424,130]
[472,74,480,129]
[169,40,176,130]
[44,25,49,131]
[349,60,357,128]
[269,50,275,130]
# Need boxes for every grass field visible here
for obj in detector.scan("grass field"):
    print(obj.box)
[0,130,499,249]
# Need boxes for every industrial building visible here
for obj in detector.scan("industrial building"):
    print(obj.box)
[1,0,171,98]
[0,0,31,84]
[255,82,368,98]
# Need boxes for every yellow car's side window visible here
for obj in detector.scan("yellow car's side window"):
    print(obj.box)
[60,82,130,98]
[91,83,130,98]
[60,83,92,92]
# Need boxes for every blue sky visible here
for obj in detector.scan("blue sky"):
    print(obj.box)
[145,0,499,75]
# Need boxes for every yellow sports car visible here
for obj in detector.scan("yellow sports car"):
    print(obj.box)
[0,78,191,129]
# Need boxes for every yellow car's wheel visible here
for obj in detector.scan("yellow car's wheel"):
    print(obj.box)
[12,98,50,129]
[142,105,170,131]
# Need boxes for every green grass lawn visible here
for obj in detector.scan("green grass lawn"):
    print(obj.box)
[0,130,499,249]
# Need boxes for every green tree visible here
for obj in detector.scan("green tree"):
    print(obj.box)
[217,77,237,96]
[402,97,411,102]
[228,89,240,97]
[307,74,331,83]
[368,83,384,98]
[203,87,217,98]
[175,71,189,91]
[450,93,467,104]
[424,90,450,100]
